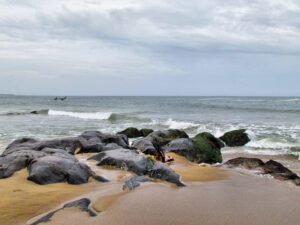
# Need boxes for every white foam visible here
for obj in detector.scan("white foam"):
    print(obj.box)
[164,118,198,129]
[48,110,111,120]
[246,139,297,150]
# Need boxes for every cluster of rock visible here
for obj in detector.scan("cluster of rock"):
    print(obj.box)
[3,127,297,187]
[225,157,300,186]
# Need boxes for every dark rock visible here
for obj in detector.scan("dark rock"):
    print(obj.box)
[131,138,156,153]
[162,132,223,164]
[31,198,96,225]
[225,157,264,170]
[140,128,154,137]
[263,160,299,180]
[147,129,189,148]
[27,148,108,185]
[3,137,82,155]
[220,129,250,147]
[0,147,108,185]
[0,150,47,178]
[89,148,184,186]
[123,176,153,190]
[118,127,142,138]
[80,131,129,149]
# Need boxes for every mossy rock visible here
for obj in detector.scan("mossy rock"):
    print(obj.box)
[190,132,223,163]
[220,129,250,147]
[140,128,154,137]
[118,127,142,138]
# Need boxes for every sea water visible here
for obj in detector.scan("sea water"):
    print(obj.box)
[0,95,299,157]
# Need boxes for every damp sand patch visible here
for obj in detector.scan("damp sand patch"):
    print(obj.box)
[0,169,100,225]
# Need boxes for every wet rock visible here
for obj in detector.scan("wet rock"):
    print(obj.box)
[31,198,96,225]
[123,176,153,190]
[27,148,108,185]
[263,160,299,181]
[140,128,154,137]
[118,127,142,138]
[89,148,184,186]
[163,132,223,164]
[131,138,157,155]
[0,147,108,185]
[3,137,82,155]
[147,129,189,148]
[0,150,47,178]
[80,131,129,149]
[220,129,250,147]
[225,157,264,170]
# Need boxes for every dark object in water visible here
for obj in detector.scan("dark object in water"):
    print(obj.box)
[54,96,67,101]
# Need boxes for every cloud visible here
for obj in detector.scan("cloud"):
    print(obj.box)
[0,0,299,95]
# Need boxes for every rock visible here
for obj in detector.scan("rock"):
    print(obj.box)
[224,157,300,186]
[3,137,82,155]
[89,148,184,186]
[31,198,96,225]
[220,129,250,147]
[140,128,154,137]
[149,161,185,186]
[27,148,108,185]
[123,176,153,190]
[80,131,129,149]
[263,160,299,181]
[147,129,189,148]
[224,157,264,170]
[131,138,157,154]
[89,149,154,175]
[162,132,223,164]
[118,127,142,138]
[0,147,108,185]
[0,150,47,178]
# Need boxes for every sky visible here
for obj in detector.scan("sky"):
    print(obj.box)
[0,0,300,96]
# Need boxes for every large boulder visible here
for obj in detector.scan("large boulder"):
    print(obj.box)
[117,127,142,138]
[123,176,153,191]
[131,138,157,154]
[147,129,189,148]
[0,150,47,178]
[163,132,223,164]
[3,137,82,155]
[140,128,154,137]
[220,129,250,147]
[80,131,129,149]
[0,147,108,185]
[89,148,184,186]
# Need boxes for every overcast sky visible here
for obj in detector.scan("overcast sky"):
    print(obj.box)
[0,0,299,96]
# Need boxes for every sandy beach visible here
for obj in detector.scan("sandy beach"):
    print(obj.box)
[11,153,297,225]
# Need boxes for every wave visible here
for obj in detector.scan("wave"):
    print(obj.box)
[163,118,199,130]
[48,110,111,120]
[108,113,152,123]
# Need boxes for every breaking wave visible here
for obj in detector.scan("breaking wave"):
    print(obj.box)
[48,110,111,120]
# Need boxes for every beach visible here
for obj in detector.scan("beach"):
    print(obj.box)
[0,96,299,225]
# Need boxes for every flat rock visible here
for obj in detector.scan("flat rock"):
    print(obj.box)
[89,148,184,186]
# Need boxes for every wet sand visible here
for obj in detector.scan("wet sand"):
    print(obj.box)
[2,152,300,225]
[0,169,99,225]
[28,152,300,225]
[32,170,300,225]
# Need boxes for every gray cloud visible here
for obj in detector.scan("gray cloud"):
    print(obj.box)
[0,0,300,95]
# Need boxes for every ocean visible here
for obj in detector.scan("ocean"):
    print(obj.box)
[0,95,299,157]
